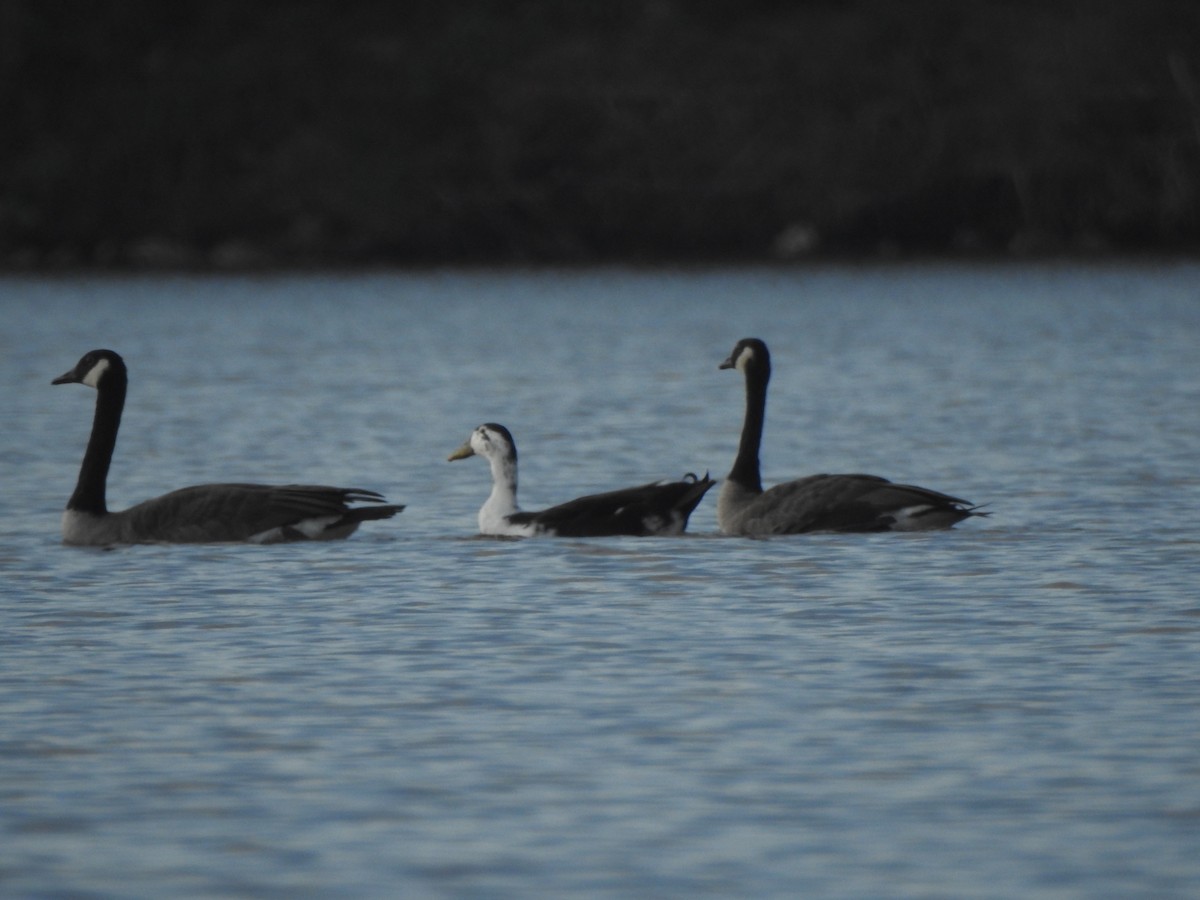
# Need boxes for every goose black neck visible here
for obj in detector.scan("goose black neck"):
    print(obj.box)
[730,363,767,493]
[69,368,126,514]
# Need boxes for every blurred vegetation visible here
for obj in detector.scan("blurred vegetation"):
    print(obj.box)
[2,0,1199,267]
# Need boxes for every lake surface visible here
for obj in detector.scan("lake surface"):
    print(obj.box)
[1,264,1198,898]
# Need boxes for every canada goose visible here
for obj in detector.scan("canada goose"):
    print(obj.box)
[717,338,983,534]
[52,349,404,545]
[447,423,714,537]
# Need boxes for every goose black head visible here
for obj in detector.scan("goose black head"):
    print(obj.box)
[53,349,126,389]
[719,338,771,378]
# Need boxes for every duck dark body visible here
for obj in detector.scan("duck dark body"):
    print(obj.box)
[448,422,713,537]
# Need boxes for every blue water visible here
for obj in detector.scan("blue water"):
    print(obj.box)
[2,264,1199,898]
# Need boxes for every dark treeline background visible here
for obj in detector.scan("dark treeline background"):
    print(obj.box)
[4,0,1200,268]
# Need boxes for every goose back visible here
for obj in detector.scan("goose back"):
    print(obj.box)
[721,473,977,535]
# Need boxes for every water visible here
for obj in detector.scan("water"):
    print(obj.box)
[2,264,1198,898]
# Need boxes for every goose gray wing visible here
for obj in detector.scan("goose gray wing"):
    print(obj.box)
[739,474,977,534]
[518,474,715,537]
[115,483,404,543]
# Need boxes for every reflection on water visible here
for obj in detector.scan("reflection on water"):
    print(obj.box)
[1,264,1199,898]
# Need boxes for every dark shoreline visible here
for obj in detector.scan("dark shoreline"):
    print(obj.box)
[5,2,1198,269]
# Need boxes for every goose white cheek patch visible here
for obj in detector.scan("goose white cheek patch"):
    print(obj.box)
[82,358,111,388]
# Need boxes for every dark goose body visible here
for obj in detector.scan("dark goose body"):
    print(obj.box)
[448,423,714,537]
[53,349,403,545]
[717,338,983,535]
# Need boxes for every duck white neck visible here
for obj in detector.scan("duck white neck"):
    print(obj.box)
[479,452,521,533]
